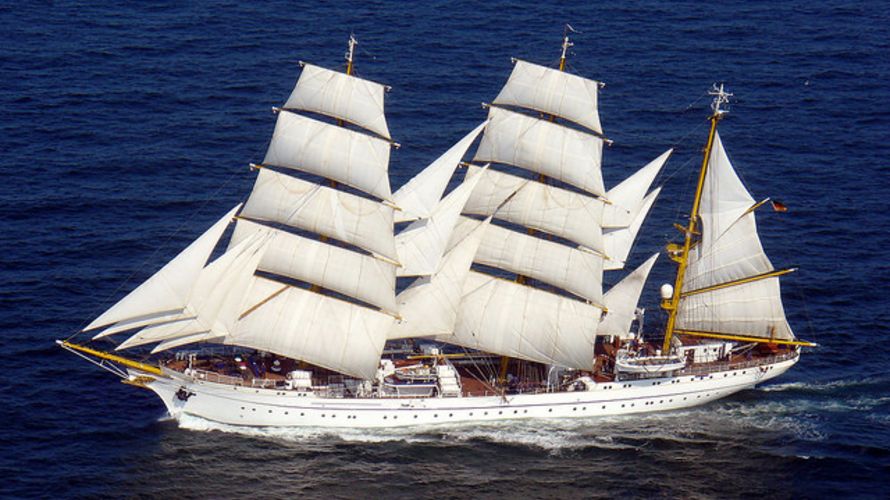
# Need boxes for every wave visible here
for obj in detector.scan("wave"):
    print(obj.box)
[760,373,890,393]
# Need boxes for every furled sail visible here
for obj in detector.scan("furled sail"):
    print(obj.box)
[493,59,603,135]
[675,132,794,341]
[443,271,602,370]
[395,168,485,277]
[389,218,490,340]
[227,277,394,380]
[474,107,605,197]
[240,167,396,261]
[262,110,392,201]
[84,205,241,332]
[392,122,487,223]
[597,254,658,338]
[284,62,391,139]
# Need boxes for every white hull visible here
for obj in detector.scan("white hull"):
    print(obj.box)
[141,354,798,429]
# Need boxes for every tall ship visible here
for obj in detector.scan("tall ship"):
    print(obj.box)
[59,33,815,429]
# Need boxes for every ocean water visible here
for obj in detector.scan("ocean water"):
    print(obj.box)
[2,1,889,497]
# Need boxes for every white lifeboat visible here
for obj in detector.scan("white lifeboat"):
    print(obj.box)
[615,349,686,374]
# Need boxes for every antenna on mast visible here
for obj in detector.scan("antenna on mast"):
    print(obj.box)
[709,83,733,116]
[345,34,358,76]
[559,24,577,71]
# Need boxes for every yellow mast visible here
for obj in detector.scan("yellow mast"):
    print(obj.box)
[660,84,731,353]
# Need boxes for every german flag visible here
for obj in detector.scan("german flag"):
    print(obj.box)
[771,199,789,212]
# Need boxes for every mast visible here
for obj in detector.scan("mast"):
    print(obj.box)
[498,28,574,382]
[661,84,732,353]
[345,34,357,76]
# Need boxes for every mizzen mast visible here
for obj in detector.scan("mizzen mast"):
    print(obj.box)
[661,84,731,353]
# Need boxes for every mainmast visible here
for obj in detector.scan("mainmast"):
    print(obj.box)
[498,28,574,382]
[661,84,732,353]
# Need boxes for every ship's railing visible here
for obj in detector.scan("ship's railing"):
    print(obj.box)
[678,351,798,377]
[189,368,245,386]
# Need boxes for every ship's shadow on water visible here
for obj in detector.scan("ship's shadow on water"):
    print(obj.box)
[100,376,886,498]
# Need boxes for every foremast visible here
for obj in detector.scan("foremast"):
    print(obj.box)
[660,84,730,353]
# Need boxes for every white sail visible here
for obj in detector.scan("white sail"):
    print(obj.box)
[469,220,604,303]
[389,218,490,340]
[241,168,396,261]
[493,59,603,134]
[474,107,605,197]
[392,122,487,223]
[603,188,660,271]
[676,131,794,341]
[699,132,754,249]
[597,253,658,338]
[263,110,392,201]
[684,211,773,291]
[284,63,390,139]
[228,277,394,380]
[152,332,224,354]
[231,219,397,313]
[93,310,191,340]
[395,169,485,277]
[603,149,670,228]
[676,277,794,341]
[463,165,604,252]
[115,231,269,350]
[442,271,602,370]
[84,205,240,332]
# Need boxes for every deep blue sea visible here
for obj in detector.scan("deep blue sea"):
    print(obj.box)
[2,1,889,498]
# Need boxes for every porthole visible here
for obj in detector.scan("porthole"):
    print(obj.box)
[383,416,388,420]
[300,412,304,416]
[601,405,606,409]
[449,413,454,417]
[548,408,553,413]
[513,410,518,414]
[414,415,418,419]
[268,410,272,414]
